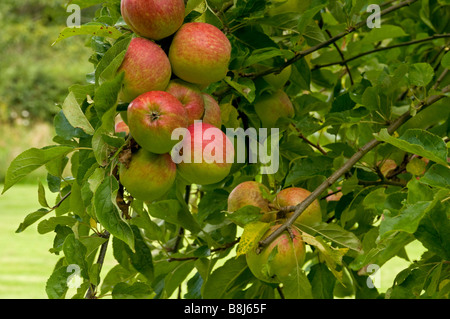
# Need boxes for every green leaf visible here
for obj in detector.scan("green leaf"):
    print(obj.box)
[185,0,204,16]
[147,200,202,235]
[414,200,450,260]
[420,164,450,189]
[442,51,450,68]
[37,216,78,234]
[202,255,249,298]
[63,234,89,279]
[2,146,74,194]
[227,205,263,227]
[94,72,124,117]
[379,201,432,239]
[53,24,123,45]
[298,222,363,253]
[281,267,313,299]
[408,63,435,87]
[374,128,448,166]
[94,176,135,251]
[62,91,95,135]
[360,24,408,44]
[307,263,336,299]
[37,181,50,208]
[45,266,70,299]
[224,76,256,103]
[95,35,131,85]
[164,260,196,298]
[285,156,334,185]
[112,282,153,299]
[15,209,50,233]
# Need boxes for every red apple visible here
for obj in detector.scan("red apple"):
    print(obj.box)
[165,79,205,125]
[169,22,231,85]
[274,187,322,226]
[201,93,222,128]
[115,119,130,135]
[227,181,274,223]
[173,122,234,185]
[117,37,172,103]
[119,149,177,202]
[127,91,188,154]
[254,89,295,128]
[121,0,185,40]
[246,224,306,283]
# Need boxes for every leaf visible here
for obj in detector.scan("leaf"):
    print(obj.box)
[285,156,334,185]
[15,209,50,233]
[53,24,123,45]
[360,24,408,44]
[147,200,202,235]
[164,260,196,298]
[63,234,89,279]
[94,72,124,117]
[37,181,50,208]
[202,255,249,298]
[224,76,256,103]
[95,36,131,85]
[62,91,95,135]
[280,267,313,299]
[38,216,78,234]
[227,205,264,227]
[408,63,435,87]
[236,221,271,257]
[414,200,450,260]
[442,51,450,68]
[2,146,74,194]
[94,176,135,251]
[307,263,336,299]
[298,222,363,252]
[374,128,448,166]
[46,266,70,299]
[420,164,450,189]
[112,282,153,299]
[379,201,432,239]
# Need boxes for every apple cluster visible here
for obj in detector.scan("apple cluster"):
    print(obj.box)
[227,181,322,283]
[114,0,235,202]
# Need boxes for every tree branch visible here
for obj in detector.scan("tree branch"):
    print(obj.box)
[245,0,419,80]
[85,230,111,299]
[257,85,449,253]
[314,34,450,70]
[325,29,354,85]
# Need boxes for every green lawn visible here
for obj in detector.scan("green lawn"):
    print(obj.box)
[0,184,425,299]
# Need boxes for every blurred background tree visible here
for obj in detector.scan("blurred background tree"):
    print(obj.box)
[0,0,97,182]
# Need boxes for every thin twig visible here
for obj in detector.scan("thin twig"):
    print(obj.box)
[325,29,354,85]
[85,231,111,299]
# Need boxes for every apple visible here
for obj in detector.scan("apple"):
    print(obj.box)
[165,79,205,125]
[169,22,232,85]
[246,224,306,283]
[268,0,311,15]
[274,187,322,226]
[227,181,275,223]
[254,89,295,128]
[115,115,130,135]
[119,149,177,202]
[262,65,292,89]
[127,91,188,154]
[201,93,222,128]
[121,0,185,40]
[117,37,172,103]
[173,122,234,185]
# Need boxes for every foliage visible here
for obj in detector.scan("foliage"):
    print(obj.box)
[2,0,450,300]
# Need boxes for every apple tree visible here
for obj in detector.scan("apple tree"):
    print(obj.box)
[2,0,450,299]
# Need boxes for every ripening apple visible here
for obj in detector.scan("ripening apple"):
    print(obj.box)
[119,149,177,202]
[262,65,292,89]
[227,181,275,223]
[165,79,205,125]
[121,0,185,40]
[172,122,234,185]
[127,91,188,154]
[169,22,232,85]
[115,115,130,135]
[274,187,322,226]
[254,89,295,128]
[117,37,172,103]
[246,224,306,283]
[201,93,222,128]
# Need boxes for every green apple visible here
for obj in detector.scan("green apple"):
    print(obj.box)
[274,187,322,226]
[173,122,234,185]
[121,0,185,40]
[246,224,306,283]
[166,79,205,125]
[254,89,295,128]
[118,37,172,103]
[169,22,231,85]
[127,91,188,154]
[119,149,177,202]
